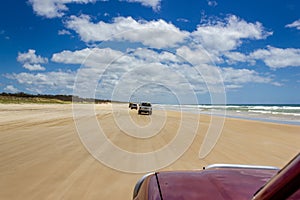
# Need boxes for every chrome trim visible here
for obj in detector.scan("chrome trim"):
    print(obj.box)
[205,164,279,170]
[133,172,155,199]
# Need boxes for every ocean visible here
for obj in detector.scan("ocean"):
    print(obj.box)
[153,104,300,125]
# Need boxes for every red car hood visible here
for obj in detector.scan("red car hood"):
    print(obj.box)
[146,168,277,200]
[133,153,300,200]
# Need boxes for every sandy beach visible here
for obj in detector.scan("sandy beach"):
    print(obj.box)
[0,103,299,199]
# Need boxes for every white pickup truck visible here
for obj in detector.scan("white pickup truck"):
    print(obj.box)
[138,102,152,115]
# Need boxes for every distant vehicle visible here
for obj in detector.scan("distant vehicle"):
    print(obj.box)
[130,103,138,110]
[138,102,152,115]
[133,153,300,200]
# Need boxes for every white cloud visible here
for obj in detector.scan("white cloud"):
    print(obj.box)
[224,51,251,64]
[51,47,219,99]
[17,49,48,71]
[64,14,271,56]
[8,46,280,101]
[52,47,185,88]
[285,19,300,30]
[124,0,161,11]
[28,0,98,18]
[192,15,272,52]
[130,48,181,63]
[17,49,48,64]
[28,0,160,18]
[177,18,189,23]
[6,71,76,94]
[223,46,300,69]
[23,63,46,71]
[52,47,125,68]
[250,46,300,69]
[222,67,272,85]
[176,45,222,65]
[58,29,71,35]
[207,0,217,7]
[65,15,189,48]
[4,85,19,93]
[51,47,275,99]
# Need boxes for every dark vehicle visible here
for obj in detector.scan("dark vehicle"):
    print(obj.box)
[133,153,300,200]
[129,102,138,109]
[131,103,138,110]
[138,102,152,115]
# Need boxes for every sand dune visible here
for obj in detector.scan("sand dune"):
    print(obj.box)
[0,104,299,199]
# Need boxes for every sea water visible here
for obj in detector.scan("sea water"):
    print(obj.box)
[153,104,300,125]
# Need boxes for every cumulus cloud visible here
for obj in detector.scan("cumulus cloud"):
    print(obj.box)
[124,0,161,11]
[52,47,125,68]
[53,47,275,98]
[176,45,222,65]
[28,0,160,18]
[223,46,300,69]
[8,46,278,101]
[11,12,281,99]
[224,51,251,64]
[6,71,76,94]
[285,19,300,30]
[17,49,48,71]
[4,85,19,93]
[192,15,272,52]
[130,48,181,63]
[65,15,189,48]
[63,14,272,54]
[44,47,219,99]
[222,67,274,85]
[28,0,98,18]
[17,49,48,64]
[250,46,300,69]
[23,63,46,71]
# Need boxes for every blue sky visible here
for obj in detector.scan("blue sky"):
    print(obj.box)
[0,0,300,104]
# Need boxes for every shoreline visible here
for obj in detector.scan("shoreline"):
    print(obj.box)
[1,102,300,126]
[153,104,300,126]
[218,113,300,126]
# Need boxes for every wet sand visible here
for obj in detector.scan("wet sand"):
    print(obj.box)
[0,104,299,199]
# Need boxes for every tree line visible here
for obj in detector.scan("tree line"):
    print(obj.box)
[0,92,111,104]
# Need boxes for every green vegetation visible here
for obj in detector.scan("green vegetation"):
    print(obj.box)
[0,92,111,104]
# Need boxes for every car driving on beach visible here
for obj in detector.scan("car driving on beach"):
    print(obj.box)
[133,153,300,200]
[138,102,152,115]
[130,103,138,110]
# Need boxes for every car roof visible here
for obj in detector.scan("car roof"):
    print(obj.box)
[140,102,151,105]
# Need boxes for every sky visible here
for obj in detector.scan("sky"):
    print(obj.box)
[0,0,300,104]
